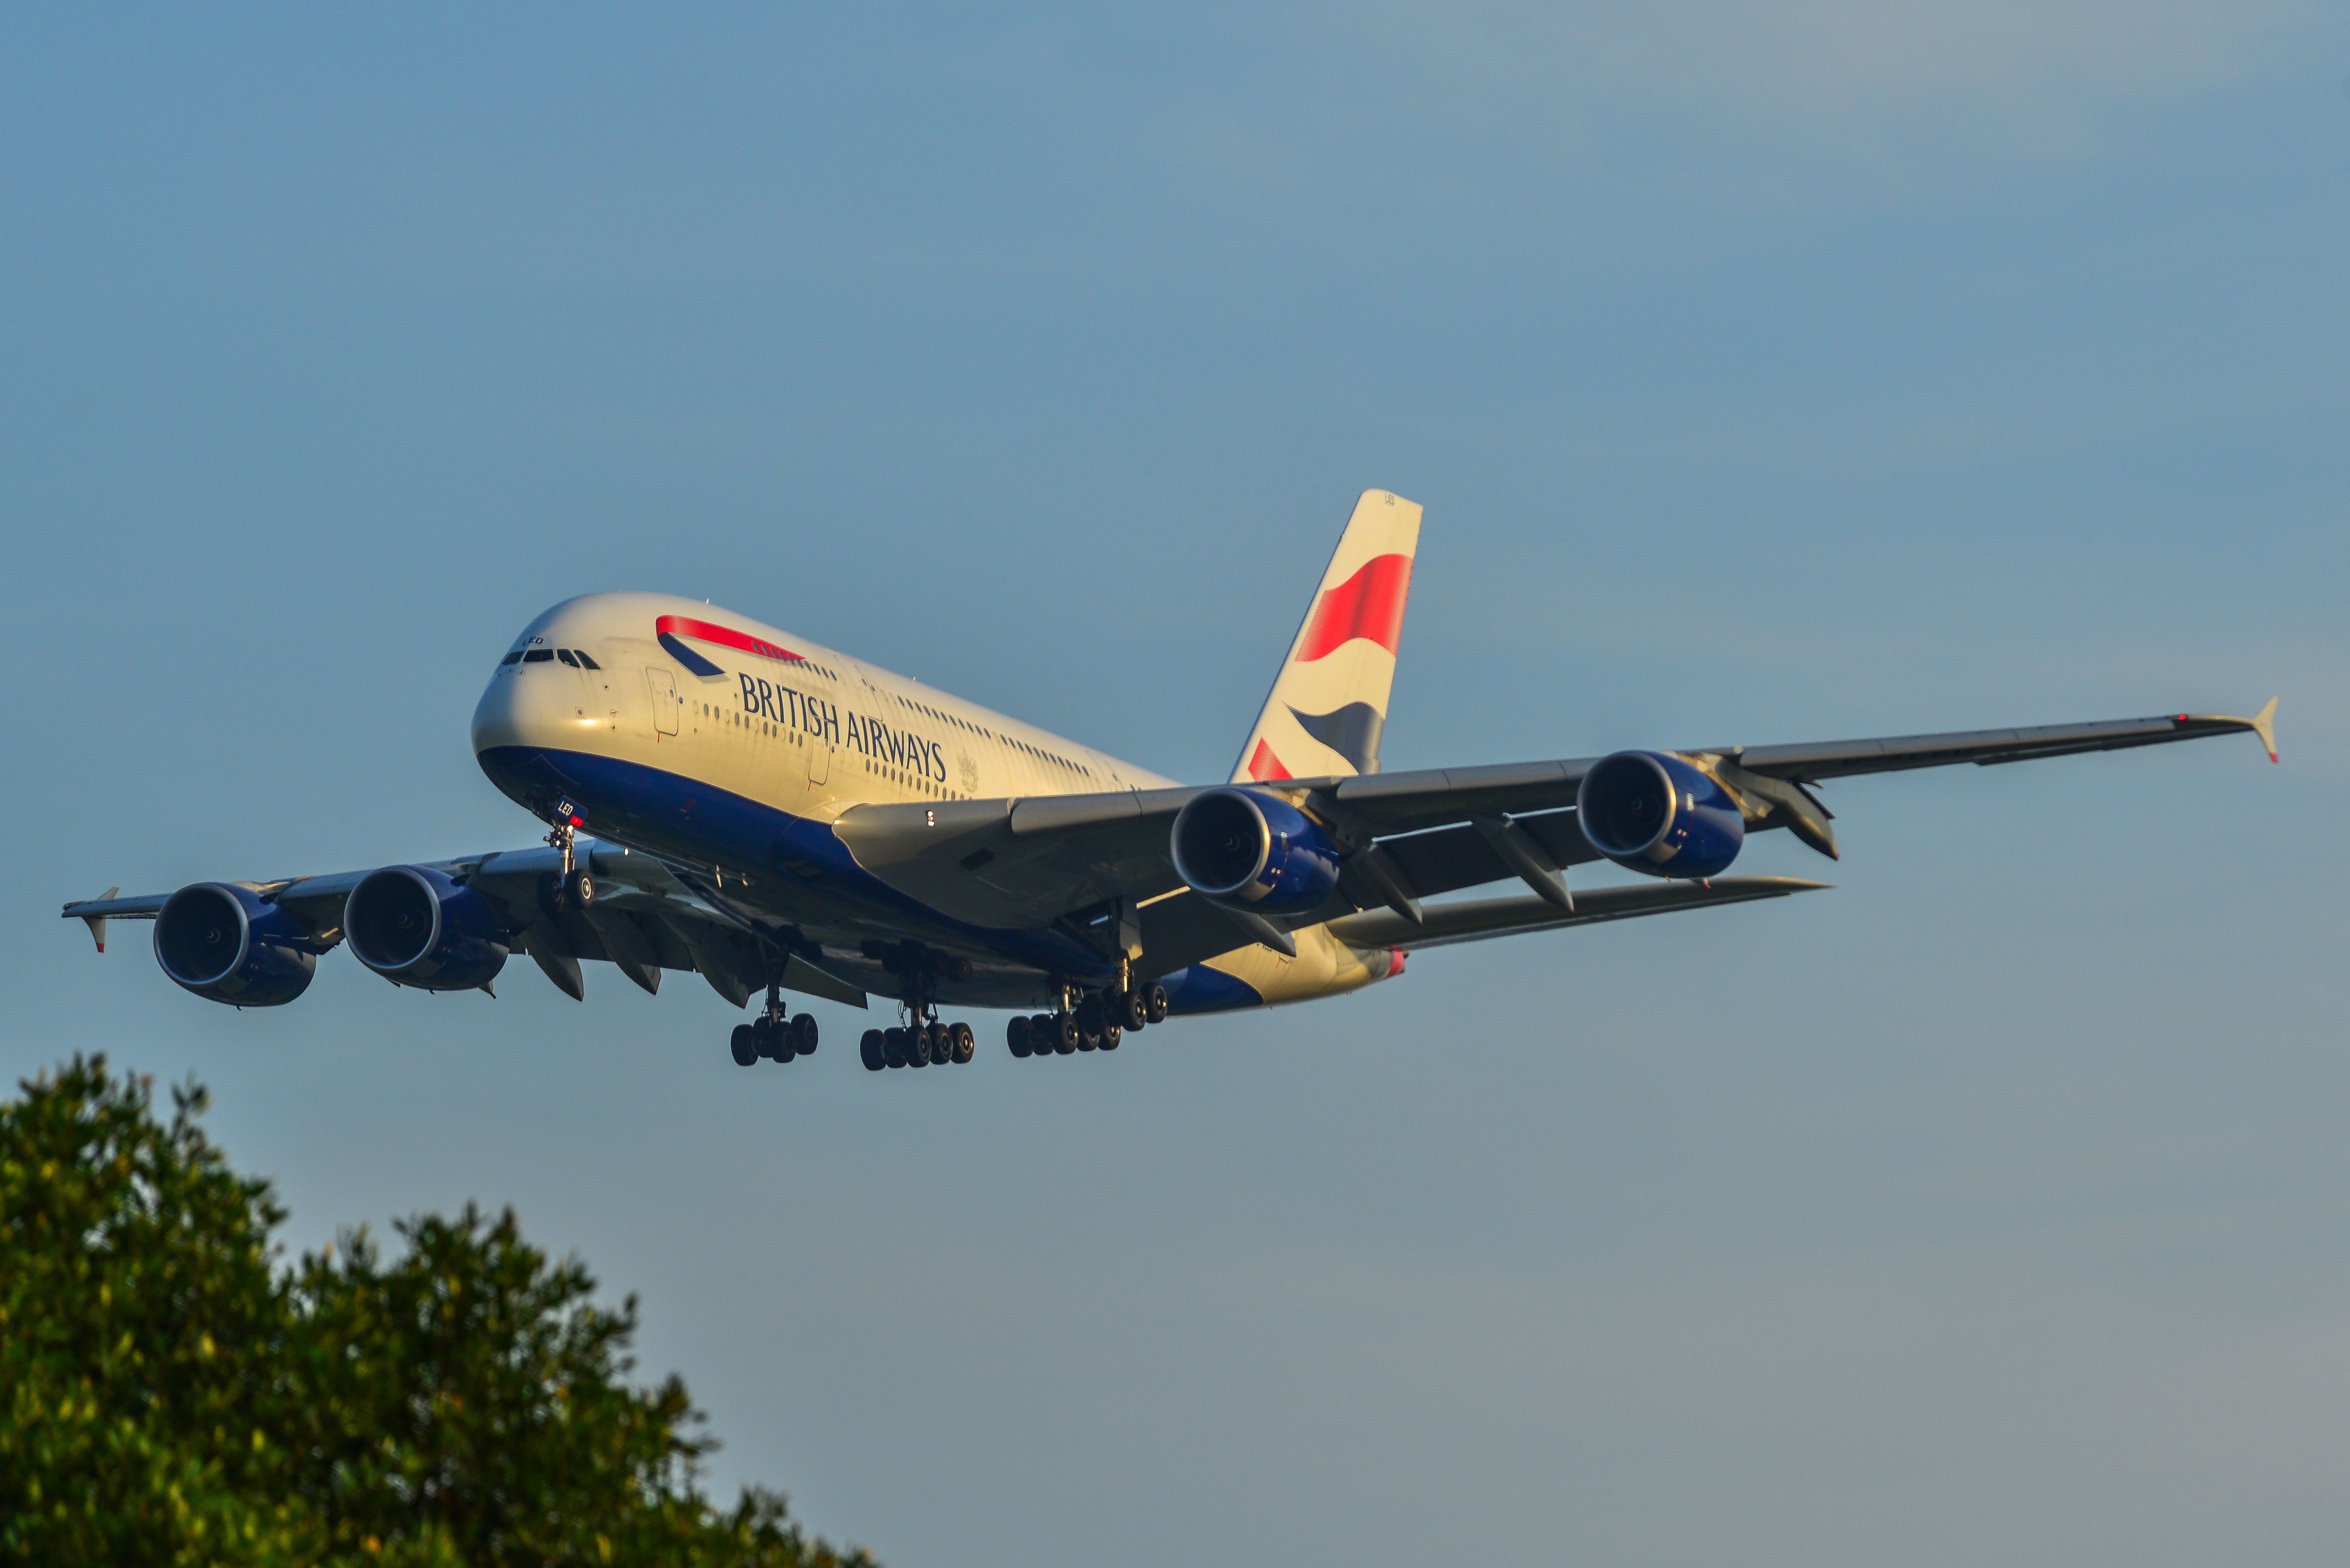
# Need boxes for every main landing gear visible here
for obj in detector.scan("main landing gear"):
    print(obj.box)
[730,977,818,1067]
[857,957,977,1071]
[858,1019,976,1071]
[1006,981,1167,1060]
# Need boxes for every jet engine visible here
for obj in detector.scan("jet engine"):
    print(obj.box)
[153,882,318,1006]
[345,866,509,991]
[1576,751,1745,880]
[1170,787,1342,916]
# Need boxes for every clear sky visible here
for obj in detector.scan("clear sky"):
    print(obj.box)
[5,7,2347,1565]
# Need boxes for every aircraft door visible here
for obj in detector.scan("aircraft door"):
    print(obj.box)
[647,667,678,735]
[807,733,831,786]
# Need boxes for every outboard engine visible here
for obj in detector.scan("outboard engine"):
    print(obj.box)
[1170,787,1343,915]
[1576,751,1745,880]
[344,866,509,991]
[153,883,318,1006]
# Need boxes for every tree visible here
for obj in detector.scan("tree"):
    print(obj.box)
[0,1056,874,1568]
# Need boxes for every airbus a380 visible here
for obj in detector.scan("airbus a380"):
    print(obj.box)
[65,492,2278,1073]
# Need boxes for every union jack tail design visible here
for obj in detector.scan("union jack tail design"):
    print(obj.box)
[1230,489,1423,784]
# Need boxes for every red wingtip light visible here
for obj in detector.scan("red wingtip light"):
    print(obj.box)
[2174,713,2189,723]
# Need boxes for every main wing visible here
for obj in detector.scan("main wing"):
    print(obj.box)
[62,841,867,1009]
[828,699,2277,968]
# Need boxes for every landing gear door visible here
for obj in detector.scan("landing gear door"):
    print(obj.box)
[647,667,679,735]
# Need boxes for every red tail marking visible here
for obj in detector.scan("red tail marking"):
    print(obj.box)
[1246,738,1292,781]
[654,614,802,662]
[1296,553,1412,662]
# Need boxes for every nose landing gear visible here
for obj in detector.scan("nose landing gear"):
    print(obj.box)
[543,814,594,909]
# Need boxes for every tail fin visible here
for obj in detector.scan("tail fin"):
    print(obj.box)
[1231,489,1423,783]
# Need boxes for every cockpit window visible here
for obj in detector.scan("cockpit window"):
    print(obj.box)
[499,650,525,666]
[524,649,554,663]
[574,650,601,670]
[556,649,580,667]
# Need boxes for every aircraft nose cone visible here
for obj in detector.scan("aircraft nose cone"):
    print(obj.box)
[471,663,570,754]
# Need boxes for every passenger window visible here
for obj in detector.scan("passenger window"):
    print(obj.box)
[524,649,554,663]
[575,651,601,670]
[556,649,580,667]
[499,650,524,666]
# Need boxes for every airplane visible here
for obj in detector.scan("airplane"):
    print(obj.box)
[62,491,2279,1073]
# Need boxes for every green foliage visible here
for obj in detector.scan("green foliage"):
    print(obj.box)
[0,1056,874,1568]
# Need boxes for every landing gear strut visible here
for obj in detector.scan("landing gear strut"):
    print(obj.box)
[858,956,977,1072]
[545,816,594,909]
[730,977,816,1068]
[1008,979,1165,1061]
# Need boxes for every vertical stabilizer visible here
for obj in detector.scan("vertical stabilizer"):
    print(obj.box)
[1230,490,1423,783]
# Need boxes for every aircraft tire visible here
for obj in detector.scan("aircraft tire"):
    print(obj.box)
[860,1029,886,1071]
[791,1013,818,1055]
[1117,990,1147,1030]
[729,1024,759,1067]
[1099,1022,1121,1052]
[883,1028,907,1069]
[1142,982,1168,1024]
[951,1022,976,1064]
[564,868,595,909]
[1007,1015,1032,1058]
[1053,1014,1078,1055]
[909,1027,931,1068]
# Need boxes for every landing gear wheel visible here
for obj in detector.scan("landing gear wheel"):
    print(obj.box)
[1077,1028,1098,1052]
[909,1026,931,1068]
[1142,982,1168,1024]
[860,1029,886,1071]
[729,1024,759,1066]
[563,867,595,909]
[951,1021,975,1064]
[883,1028,908,1069]
[790,1013,818,1055]
[1007,1015,1033,1058]
[1099,1022,1121,1051]
[1054,1014,1079,1055]
[1116,989,1147,1030]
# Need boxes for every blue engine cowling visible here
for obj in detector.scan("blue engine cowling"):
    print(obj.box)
[1170,787,1343,916]
[1576,751,1745,880]
[345,866,509,991]
[153,882,318,1006]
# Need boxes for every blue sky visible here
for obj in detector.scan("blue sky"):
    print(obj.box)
[5,7,2347,1564]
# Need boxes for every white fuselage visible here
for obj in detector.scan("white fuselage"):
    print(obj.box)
[469,592,1394,1011]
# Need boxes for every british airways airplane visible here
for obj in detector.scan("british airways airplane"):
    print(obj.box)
[64,492,2277,1073]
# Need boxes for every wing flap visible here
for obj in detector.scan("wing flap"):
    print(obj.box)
[1327,876,1829,950]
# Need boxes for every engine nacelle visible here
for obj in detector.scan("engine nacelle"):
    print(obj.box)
[1170,787,1342,916]
[345,866,509,991]
[1576,751,1745,880]
[153,883,318,1006]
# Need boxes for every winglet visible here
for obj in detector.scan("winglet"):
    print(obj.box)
[2250,696,2279,762]
[82,887,119,953]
